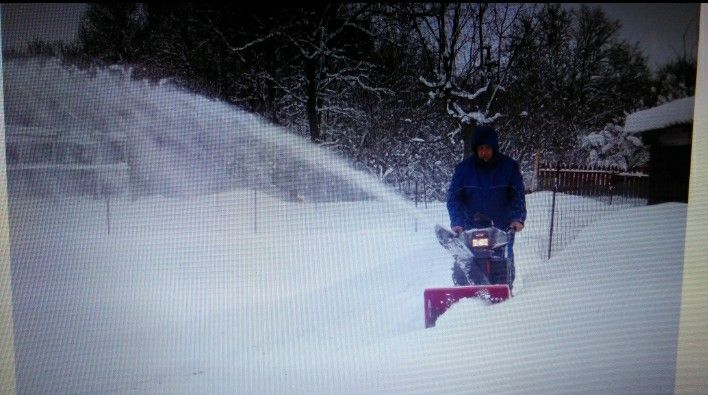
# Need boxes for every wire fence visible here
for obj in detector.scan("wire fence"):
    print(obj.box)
[394,162,650,252]
[6,151,651,248]
[531,163,649,259]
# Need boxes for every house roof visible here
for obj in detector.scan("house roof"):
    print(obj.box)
[625,96,694,134]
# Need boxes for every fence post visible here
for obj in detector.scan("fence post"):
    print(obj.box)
[531,151,539,192]
[548,162,560,260]
[254,189,258,234]
[415,180,419,208]
[106,191,111,235]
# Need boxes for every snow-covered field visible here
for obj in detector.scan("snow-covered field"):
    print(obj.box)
[4,57,685,394]
[9,191,685,394]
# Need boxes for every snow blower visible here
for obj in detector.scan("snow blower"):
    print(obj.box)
[424,225,512,328]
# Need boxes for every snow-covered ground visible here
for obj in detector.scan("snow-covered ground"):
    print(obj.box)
[5,57,684,394]
[9,191,685,394]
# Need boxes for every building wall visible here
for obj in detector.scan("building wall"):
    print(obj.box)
[645,125,693,204]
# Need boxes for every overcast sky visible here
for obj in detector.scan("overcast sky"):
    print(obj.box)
[1,3,87,49]
[0,3,701,70]
[563,3,700,69]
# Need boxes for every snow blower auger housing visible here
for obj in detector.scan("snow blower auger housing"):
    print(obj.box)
[425,225,512,328]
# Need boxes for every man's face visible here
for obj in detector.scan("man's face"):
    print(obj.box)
[476,144,494,162]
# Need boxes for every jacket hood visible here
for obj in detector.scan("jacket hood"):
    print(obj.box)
[471,125,499,153]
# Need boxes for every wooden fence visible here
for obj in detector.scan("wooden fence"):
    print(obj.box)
[537,163,649,203]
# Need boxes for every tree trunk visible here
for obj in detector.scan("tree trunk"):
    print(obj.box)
[437,5,446,78]
[265,42,279,124]
[532,149,541,192]
[462,122,474,159]
[304,59,321,142]
[478,3,486,85]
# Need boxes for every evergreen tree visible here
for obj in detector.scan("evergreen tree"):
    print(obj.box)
[654,56,697,103]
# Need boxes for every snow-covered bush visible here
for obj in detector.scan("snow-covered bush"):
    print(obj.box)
[580,123,648,171]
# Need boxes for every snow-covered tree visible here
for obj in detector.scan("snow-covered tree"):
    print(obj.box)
[78,4,149,64]
[219,4,391,143]
[503,4,652,165]
[71,3,660,202]
[408,3,531,138]
[580,123,648,171]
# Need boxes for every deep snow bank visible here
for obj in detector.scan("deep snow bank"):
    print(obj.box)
[8,185,686,394]
[372,202,686,394]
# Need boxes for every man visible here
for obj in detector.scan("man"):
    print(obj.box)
[446,124,526,290]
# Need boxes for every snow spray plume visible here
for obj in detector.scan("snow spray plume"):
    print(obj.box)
[3,58,411,208]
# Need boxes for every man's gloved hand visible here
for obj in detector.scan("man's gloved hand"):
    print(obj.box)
[509,221,524,232]
[452,226,464,234]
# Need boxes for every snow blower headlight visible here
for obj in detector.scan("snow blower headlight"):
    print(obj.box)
[469,232,490,248]
[472,238,489,247]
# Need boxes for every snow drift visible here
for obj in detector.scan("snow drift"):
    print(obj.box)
[8,190,685,394]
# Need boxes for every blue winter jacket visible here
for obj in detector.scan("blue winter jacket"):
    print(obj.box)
[447,126,526,230]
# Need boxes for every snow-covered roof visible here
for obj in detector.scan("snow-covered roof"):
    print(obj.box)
[625,96,694,134]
